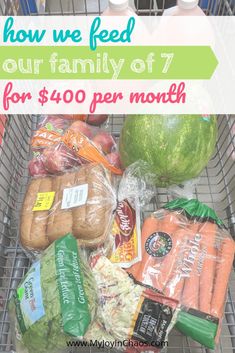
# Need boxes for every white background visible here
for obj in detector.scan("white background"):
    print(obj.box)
[0,16,234,114]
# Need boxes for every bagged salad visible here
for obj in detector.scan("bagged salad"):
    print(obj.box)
[127,198,235,349]
[85,254,179,351]
[9,234,96,353]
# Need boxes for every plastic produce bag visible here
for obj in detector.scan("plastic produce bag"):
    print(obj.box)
[29,142,80,176]
[64,114,109,126]
[21,163,116,250]
[9,233,96,353]
[62,122,122,174]
[29,116,122,176]
[85,254,179,351]
[31,115,72,149]
[127,198,235,349]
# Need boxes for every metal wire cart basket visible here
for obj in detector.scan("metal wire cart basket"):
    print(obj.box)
[0,1,235,353]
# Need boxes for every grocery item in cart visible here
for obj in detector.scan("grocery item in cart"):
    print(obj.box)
[102,0,137,16]
[9,234,96,353]
[110,161,156,268]
[85,254,179,350]
[163,0,206,15]
[29,116,78,177]
[20,163,116,250]
[62,123,122,174]
[227,121,235,160]
[110,199,141,268]
[127,198,235,349]
[29,142,79,176]
[71,114,109,126]
[49,114,109,126]
[31,115,71,148]
[30,116,122,176]
[120,115,217,187]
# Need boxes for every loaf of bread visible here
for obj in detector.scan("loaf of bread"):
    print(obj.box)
[20,164,115,250]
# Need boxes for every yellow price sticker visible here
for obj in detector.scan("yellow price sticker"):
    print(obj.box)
[33,192,55,211]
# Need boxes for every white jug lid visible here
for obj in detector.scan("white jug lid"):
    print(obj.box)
[178,0,199,10]
[108,0,129,11]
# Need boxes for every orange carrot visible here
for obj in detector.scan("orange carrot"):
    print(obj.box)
[156,228,187,292]
[142,216,159,240]
[127,216,159,282]
[161,211,185,233]
[199,222,217,314]
[181,223,200,310]
[211,236,235,318]
[164,272,185,301]
[164,226,197,302]
[128,212,182,291]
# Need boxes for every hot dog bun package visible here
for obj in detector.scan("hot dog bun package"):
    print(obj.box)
[20,163,116,250]
[85,253,179,352]
[127,198,235,349]
[9,234,97,353]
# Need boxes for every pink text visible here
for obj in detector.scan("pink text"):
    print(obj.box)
[3,82,32,111]
[130,82,186,104]
[89,92,123,113]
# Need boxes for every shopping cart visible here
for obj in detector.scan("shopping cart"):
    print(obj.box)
[0,1,235,352]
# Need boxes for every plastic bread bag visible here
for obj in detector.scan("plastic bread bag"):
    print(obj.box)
[85,253,179,352]
[8,233,97,353]
[126,198,235,349]
[20,163,117,251]
[109,161,156,268]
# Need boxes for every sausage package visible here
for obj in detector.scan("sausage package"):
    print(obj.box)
[127,198,235,349]
[9,234,96,353]
[20,163,116,250]
[85,254,179,352]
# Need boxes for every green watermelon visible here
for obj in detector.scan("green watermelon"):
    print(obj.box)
[119,115,217,187]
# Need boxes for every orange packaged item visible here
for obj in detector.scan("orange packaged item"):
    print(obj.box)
[31,115,71,149]
[127,198,235,349]
[110,200,141,268]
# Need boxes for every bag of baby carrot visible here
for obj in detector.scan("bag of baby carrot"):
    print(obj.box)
[127,198,235,349]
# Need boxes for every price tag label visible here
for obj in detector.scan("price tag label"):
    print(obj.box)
[61,184,88,210]
[33,192,55,211]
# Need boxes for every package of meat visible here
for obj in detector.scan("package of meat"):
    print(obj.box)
[127,198,235,349]
[21,163,116,251]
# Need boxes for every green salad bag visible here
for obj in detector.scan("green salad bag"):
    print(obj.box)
[9,234,96,353]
